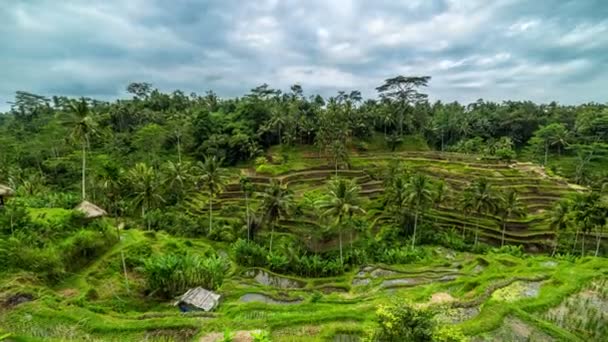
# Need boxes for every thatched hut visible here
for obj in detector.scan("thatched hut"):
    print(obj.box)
[75,200,107,219]
[174,287,221,312]
[0,184,14,207]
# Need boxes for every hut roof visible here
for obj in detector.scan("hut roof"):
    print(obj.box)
[174,287,220,312]
[75,200,107,219]
[0,184,14,197]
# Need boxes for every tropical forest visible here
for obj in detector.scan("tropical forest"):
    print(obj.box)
[0,76,607,341]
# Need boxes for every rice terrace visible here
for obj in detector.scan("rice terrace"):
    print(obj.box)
[1,1,608,341]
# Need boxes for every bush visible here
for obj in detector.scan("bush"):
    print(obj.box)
[366,301,435,341]
[373,246,429,264]
[61,229,118,271]
[233,239,267,267]
[142,254,227,298]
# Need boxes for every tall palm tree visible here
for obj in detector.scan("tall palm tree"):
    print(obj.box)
[329,140,349,176]
[463,178,499,246]
[547,200,571,256]
[163,161,194,204]
[404,174,434,249]
[61,98,97,200]
[571,192,606,256]
[239,175,255,240]
[258,180,294,252]
[197,156,227,235]
[498,190,526,247]
[127,163,164,228]
[317,178,365,264]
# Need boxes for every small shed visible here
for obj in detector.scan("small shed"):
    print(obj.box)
[75,200,108,219]
[174,287,221,312]
[0,184,14,207]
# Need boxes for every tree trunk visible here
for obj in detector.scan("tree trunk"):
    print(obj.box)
[270,224,274,252]
[475,218,480,246]
[121,249,130,293]
[581,231,586,256]
[245,193,250,241]
[177,135,182,163]
[339,231,343,265]
[594,229,601,257]
[82,141,87,200]
[501,221,506,247]
[462,223,466,240]
[551,233,558,257]
[441,129,444,152]
[209,197,213,235]
[544,142,548,166]
[411,210,419,249]
[572,229,579,253]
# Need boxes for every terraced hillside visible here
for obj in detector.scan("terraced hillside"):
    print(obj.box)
[2,229,606,341]
[185,151,582,252]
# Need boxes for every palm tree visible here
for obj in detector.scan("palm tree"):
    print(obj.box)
[239,175,255,240]
[571,192,606,256]
[197,156,227,235]
[547,200,571,256]
[258,180,294,252]
[127,163,164,229]
[498,190,526,247]
[329,140,349,176]
[463,178,499,246]
[317,178,365,264]
[163,161,194,204]
[404,174,434,249]
[61,98,98,200]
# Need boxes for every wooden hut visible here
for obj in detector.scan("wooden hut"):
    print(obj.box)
[75,200,107,219]
[0,184,14,207]
[174,287,221,312]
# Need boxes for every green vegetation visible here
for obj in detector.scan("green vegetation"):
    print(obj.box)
[0,79,607,341]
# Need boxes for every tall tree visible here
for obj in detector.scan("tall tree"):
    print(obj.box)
[329,140,349,175]
[61,98,97,200]
[404,174,434,249]
[376,76,431,136]
[463,178,499,246]
[258,180,294,252]
[239,175,255,240]
[197,156,227,234]
[317,177,365,264]
[127,163,164,228]
[163,161,194,204]
[547,200,571,256]
[498,190,526,247]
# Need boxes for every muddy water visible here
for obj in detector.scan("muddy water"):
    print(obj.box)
[239,293,302,305]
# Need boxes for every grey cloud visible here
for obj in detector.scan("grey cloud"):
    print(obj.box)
[1,0,607,110]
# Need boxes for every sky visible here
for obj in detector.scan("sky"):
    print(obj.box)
[2,0,608,110]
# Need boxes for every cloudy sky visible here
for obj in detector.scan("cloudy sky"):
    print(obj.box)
[2,0,607,109]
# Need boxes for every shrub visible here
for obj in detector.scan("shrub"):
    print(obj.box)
[255,156,268,166]
[251,330,271,342]
[266,252,289,273]
[366,301,435,341]
[142,254,227,298]
[233,239,267,267]
[61,229,118,271]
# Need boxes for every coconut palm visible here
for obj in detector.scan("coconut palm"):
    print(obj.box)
[404,174,434,249]
[498,190,526,247]
[127,163,164,228]
[547,200,571,256]
[571,192,606,256]
[163,161,194,204]
[239,175,255,240]
[61,98,98,200]
[197,156,227,234]
[463,178,499,246]
[317,177,365,264]
[258,180,294,252]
